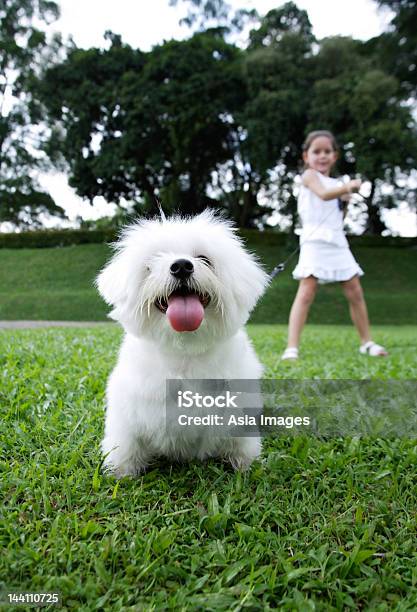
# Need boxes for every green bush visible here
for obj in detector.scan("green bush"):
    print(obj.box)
[348,234,417,248]
[0,228,118,249]
[1,227,416,249]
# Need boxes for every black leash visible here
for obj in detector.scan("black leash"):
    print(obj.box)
[269,246,301,280]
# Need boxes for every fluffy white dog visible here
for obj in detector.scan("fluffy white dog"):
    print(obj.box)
[96,210,268,477]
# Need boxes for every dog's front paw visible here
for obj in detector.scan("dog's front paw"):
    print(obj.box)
[226,436,262,471]
[101,436,150,479]
[102,455,147,479]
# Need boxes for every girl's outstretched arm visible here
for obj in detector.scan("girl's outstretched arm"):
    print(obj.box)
[302,169,361,201]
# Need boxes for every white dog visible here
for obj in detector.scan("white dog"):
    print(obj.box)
[96,210,268,477]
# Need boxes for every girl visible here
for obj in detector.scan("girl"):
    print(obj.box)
[282,130,388,360]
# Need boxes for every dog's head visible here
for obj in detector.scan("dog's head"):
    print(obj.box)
[96,210,268,352]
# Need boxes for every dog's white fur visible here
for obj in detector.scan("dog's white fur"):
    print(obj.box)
[97,210,269,477]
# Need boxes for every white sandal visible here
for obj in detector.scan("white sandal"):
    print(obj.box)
[359,341,388,357]
[281,347,299,361]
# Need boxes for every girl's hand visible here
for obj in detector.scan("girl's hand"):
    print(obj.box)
[348,179,362,193]
[340,193,351,203]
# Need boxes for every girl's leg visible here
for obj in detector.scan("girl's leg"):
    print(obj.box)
[286,276,318,349]
[341,276,371,343]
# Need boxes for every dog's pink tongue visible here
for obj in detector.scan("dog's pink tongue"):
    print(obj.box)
[166,294,204,332]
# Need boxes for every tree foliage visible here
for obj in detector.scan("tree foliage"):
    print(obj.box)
[369,0,417,96]
[29,0,417,233]
[238,4,314,228]
[0,0,66,227]
[40,31,244,217]
[168,0,257,33]
[308,36,417,233]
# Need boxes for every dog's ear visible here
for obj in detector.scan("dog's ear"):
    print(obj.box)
[96,251,130,307]
[231,250,269,312]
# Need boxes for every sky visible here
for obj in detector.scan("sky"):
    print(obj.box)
[36,0,417,237]
[52,0,392,51]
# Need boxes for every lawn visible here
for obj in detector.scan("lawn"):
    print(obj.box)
[0,241,416,324]
[1,324,417,610]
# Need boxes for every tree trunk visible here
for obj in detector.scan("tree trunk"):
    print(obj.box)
[288,193,298,234]
[239,186,252,228]
[364,180,387,235]
[178,186,205,215]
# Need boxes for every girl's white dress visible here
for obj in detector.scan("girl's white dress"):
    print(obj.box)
[292,171,364,284]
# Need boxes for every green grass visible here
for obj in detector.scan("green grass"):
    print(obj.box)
[0,242,416,324]
[1,324,417,610]
[0,244,110,321]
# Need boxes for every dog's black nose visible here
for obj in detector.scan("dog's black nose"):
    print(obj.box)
[170,258,194,280]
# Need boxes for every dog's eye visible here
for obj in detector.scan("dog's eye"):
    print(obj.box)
[197,255,212,267]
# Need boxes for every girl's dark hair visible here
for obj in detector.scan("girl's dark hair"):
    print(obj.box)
[302,130,338,152]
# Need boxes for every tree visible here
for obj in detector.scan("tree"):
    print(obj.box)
[308,36,417,234]
[368,0,417,96]
[39,31,244,217]
[232,3,314,228]
[0,0,65,227]
[166,1,315,228]
[36,1,417,232]
[38,33,147,207]
[168,0,257,34]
